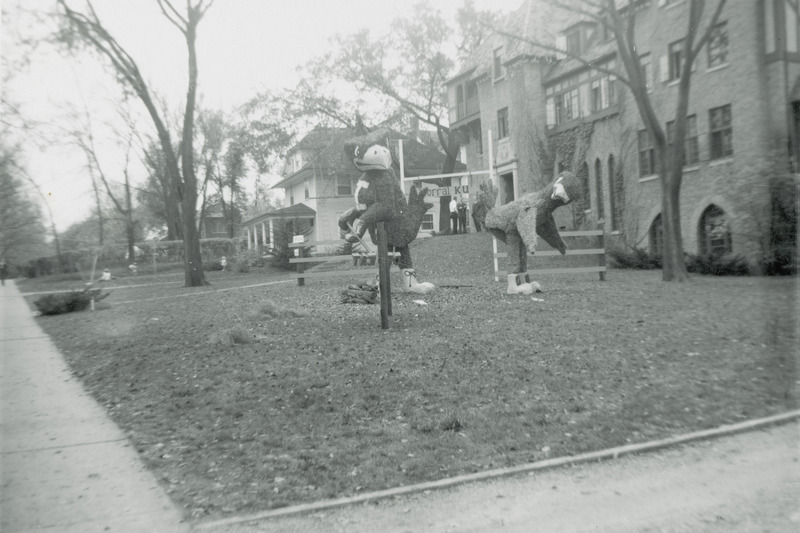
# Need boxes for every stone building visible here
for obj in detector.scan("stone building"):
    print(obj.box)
[447,0,798,268]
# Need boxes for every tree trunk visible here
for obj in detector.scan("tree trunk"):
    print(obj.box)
[659,163,689,281]
[91,175,104,245]
[181,20,205,287]
[437,127,461,232]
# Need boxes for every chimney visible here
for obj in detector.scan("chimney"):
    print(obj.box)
[410,116,420,142]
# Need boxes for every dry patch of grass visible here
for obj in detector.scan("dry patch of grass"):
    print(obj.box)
[21,233,799,522]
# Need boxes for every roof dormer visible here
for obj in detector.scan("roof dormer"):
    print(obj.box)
[556,20,597,58]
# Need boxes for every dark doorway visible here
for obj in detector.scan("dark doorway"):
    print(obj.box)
[500,172,515,205]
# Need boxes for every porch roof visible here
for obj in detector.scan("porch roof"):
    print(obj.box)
[243,203,316,226]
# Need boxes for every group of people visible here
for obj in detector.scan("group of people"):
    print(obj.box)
[449,195,468,234]
[448,195,485,234]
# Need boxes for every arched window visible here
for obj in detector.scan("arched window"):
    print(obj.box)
[608,155,622,231]
[594,158,605,221]
[699,204,732,257]
[573,162,591,228]
[649,214,663,257]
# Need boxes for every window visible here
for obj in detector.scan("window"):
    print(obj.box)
[608,155,623,232]
[685,115,699,165]
[556,89,579,123]
[493,47,504,80]
[421,213,434,231]
[668,40,684,81]
[336,176,352,196]
[640,53,653,91]
[649,214,663,257]
[709,105,733,159]
[572,162,591,227]
[606,76,617,106]
[566,30,581,55]
[210,219,226,234]
[699,205,732,257]
[591,76,616,112]
[304,182,310,199]
[788,2,799,53]
[707,22,729,68]
[765,0,776,54]
[591,80,602,112]
[595,158,605,220]
[497,107,509,139]
[468,121,483,154]
[764,0,800,56]
[545,58,617,126]
[666,115,699,167]
[289,192,295,206]
[638,129,658,177]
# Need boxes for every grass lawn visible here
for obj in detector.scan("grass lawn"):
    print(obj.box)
[19,232,799,521]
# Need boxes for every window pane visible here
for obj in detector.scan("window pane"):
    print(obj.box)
[708,22,729,67]
[709,105,733,159]
[669,40,684,80]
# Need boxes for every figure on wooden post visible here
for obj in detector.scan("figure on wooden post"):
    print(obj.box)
[337,128,435,294]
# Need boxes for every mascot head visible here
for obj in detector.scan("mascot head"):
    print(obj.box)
[548,171,581,207]
[343,128,395,172]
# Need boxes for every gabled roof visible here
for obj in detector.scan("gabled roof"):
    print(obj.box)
[272,126,465,189]
[448,0,578,84]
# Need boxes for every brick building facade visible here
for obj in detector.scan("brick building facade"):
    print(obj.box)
[448,0,798,269]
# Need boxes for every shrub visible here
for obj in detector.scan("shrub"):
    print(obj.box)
[760,174,797,276]
[203,261,224,272]
[34,291,93,315]
[685,253,751,276]
[608,245,661,270]
[238,262,250,273]
[270,220,311,271]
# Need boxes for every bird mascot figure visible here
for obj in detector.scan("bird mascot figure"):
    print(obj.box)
[474,171,582,295]
[337,128,436,294]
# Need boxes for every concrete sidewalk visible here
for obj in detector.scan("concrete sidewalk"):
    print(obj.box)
[0,280,188,533]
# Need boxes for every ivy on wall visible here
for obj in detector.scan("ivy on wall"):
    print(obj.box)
[531,122,595,228]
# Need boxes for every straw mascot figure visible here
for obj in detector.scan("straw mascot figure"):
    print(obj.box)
[338,128,436,294]
[474,171,582,294]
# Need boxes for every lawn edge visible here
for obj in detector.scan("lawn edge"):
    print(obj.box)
[193,409,800,530]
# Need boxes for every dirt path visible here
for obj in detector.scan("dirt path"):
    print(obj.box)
[199,421,799,532]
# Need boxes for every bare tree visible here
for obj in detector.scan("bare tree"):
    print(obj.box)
[57,0,214,286]
[65,103,143,260]
[0,149,52,267]
[473,0,727,281]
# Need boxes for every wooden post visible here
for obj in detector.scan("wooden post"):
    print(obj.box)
[377,222,391,329]
[598,222,607,281]
[293,235,306,286]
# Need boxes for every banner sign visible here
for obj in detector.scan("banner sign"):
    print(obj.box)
[425,185,469,198]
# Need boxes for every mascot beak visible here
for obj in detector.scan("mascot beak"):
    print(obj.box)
[551,177,569,203]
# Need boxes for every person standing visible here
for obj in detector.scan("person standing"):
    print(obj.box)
[457,195,468,233]
[472,200,486,231]
[449,196,459,234]
[0,262,7,286]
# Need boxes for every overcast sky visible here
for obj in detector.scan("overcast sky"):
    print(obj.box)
[2,0,511,232]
